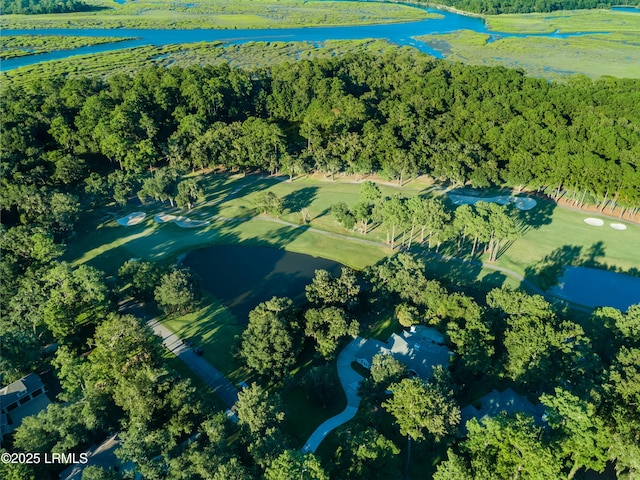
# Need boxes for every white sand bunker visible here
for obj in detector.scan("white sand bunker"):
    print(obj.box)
[154,213,209,229]
[448,194,537,211]
[584,218,604,226]
[117,212,146,226]
[610,223,627,231]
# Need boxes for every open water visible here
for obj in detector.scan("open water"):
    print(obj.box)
[1,4,612,70]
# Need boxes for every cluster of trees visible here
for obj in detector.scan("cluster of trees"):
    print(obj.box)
[239,268,361,379]
[414,0,640,14]
[0,0,89,14]
[3,54,639,229]
[361,253,640,478]
[332,181,522,260]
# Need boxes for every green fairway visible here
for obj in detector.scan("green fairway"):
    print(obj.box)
[67,173,639,296]
[418,29,640,79]
[0,0,435,30]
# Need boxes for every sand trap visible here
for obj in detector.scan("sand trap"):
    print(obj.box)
[154,213,209,228]
[448,194,536,211]
[584,218,604,226]
[175,219,210,228]
[610,223,627,231]
[117,212,146,226]
[512,197,537,211]
[154,214,176,223]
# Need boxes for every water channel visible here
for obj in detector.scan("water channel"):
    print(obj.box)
[2,3,613,70]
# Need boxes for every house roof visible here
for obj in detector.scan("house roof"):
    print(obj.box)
[460,388,546,432]
[0,373,46,408]
[355,328,451,380]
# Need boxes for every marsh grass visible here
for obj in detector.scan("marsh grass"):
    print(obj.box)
[0,0,433,30]
[0,34,134,59]
[418,29,640,79]
[2,39,411,87]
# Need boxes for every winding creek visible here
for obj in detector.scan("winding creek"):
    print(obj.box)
[1,4,615,70]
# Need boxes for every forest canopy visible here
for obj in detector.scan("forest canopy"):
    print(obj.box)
[2,52,639,230]
[0,0,90,14]
[415,0,640,14]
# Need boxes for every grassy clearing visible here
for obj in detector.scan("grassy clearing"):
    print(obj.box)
[486,9,640,34]
[418,29,640,79]
[2,39,411,87]
[0,34,134,60]
[0,0,434,30]
[280,354,347,444]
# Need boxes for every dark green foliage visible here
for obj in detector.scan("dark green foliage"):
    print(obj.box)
[264,450,329,480]
[118,259,164,301]
[301,364,339,407]
[304,306,359,358]
[154,268,198,315]
[0,0,89,14]
[305,267,360,310]
[334,427,402,480]
[383,370,460,443]
[253,190,283,216]
[411,0,639,14]
[239,297,300,378]
[2,56,639,220]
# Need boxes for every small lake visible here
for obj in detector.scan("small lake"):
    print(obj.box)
[1,4,610,70]
[548,266,640,311]
[183,245,342,322]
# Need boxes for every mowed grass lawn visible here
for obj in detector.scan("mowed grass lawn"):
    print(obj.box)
[498,204,640,280]
[68,172,640,292]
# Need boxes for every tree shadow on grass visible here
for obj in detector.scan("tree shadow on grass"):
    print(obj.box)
[517,196,556,233]
[283,186,319,213]
[523,245,585,291]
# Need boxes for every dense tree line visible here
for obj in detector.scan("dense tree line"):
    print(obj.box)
[0,0,90,14]
[2,54,639,229]
[413,0,640,14]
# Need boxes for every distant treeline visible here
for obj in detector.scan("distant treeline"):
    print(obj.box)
[0,0,89,14]
[421,0,640,14]
[2,53,640,231]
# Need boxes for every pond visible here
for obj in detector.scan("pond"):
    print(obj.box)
[548,266,640,311]
[2,4,610,70]
[183,245,342,322]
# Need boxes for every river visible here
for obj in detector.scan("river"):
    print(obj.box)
[1,4,612,70]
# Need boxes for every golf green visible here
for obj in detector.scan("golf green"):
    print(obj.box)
[183,245,342,322]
